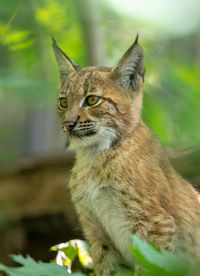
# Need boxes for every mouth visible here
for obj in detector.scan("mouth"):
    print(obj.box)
[69,130,97,138]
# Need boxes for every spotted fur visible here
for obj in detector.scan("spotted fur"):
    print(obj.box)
[53,38,200,275]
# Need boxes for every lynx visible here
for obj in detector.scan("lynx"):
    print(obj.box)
[53,36,200,275]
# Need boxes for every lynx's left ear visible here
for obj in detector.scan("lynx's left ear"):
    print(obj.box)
[52,37,80,86]
[111,35,145,91]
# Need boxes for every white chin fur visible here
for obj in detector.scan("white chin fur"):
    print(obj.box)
[68,127,118,153]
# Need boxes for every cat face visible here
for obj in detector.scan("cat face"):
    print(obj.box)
[53,36,145,151]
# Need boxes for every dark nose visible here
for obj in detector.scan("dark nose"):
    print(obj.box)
[64,121,76,131]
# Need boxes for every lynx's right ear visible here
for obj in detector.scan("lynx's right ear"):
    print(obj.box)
[111,35,145,92]
[52,37,80,85]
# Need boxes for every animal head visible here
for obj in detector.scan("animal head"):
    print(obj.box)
[53,35,145,152]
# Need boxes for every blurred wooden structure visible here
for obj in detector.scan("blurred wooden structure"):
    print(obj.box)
[0,148,200,265]
[0,151,80,265]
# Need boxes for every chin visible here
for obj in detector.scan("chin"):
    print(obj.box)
[68,127,118,153]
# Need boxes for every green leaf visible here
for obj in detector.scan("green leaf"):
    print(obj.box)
[0,254,70,276]
[61,244,78,262]
[130,235,190,276]
[0,263,9,274]
[51,240,93,270]
[51,241,78,267]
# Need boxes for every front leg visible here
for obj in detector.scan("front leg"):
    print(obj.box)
[76,206,121,276]
[134,210,176,275]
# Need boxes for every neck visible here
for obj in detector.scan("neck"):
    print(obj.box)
[76,120,148,161]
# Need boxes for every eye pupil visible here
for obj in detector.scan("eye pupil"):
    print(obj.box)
[59,97,68,109]
[85,95,100,106]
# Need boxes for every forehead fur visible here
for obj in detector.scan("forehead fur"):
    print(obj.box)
[61,66,113,95]
[66,66,111,83]
[76,66,111,73]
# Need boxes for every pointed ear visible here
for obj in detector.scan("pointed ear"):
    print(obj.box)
[111,35,145,91]
[52,37,80,86]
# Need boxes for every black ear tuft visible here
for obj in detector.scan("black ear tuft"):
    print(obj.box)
[51,36,57,47]
[52,37,79,70]
[134,34,139,45]
[52,37,80,85]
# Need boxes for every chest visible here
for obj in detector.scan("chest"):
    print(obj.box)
[72,176,134,265]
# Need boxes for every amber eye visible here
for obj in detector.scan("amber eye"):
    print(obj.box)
[84,95,100,106]
[59,97,68,109]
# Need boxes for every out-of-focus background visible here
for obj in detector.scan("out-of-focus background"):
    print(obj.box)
[0,0,200,265]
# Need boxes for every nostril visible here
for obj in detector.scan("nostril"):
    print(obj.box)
[64,121,76,131]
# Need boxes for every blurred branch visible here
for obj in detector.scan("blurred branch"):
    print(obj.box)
[29,0,53,79]
[0,6,21,44]
[74,0,106,66]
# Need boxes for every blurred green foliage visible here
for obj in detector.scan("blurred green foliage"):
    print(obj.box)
[0,0,200,167]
